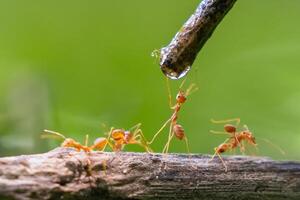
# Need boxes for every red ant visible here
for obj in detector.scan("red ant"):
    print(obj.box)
[106,123,153,152]
[209,118,285,171]
[42,129,110,152]
[148,79,198,153]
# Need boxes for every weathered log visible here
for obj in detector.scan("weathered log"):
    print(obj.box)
[0,147,299,200]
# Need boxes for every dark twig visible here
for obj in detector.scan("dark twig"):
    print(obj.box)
[160,0,237,79]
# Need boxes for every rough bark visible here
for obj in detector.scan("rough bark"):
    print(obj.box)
[0,147,299,200]
[160,0,237,79]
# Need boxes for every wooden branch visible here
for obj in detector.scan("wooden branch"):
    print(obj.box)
[160,0,237,79]
[0,148,299,200]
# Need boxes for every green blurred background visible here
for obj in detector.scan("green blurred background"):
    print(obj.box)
[0,0,299,160]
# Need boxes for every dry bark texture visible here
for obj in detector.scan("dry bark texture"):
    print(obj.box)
[0,147,299,200]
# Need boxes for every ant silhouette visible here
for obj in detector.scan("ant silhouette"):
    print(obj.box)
[148,78,198,153]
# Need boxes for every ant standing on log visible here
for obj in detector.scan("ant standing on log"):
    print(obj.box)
[209,118,257,171]
[43,124,152,153]
[106,123,153,152]
[209,118,285,172]
[148,79,198,153]
[42,129,111,152]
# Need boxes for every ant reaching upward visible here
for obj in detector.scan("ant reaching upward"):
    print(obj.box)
[106,123,153,153]
[149,78,198,153]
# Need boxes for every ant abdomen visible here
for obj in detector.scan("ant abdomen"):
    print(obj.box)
[92,137,108,150]
[173,124,185,140]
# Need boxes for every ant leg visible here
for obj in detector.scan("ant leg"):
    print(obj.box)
[84,134,89,147]
[216,152,228,172]
[209,148,228,172]
[133,130,153,153]
[128,123,152,151]
[185,83,198,97]
[239,141,246,155]
[162,133,174,153]
[162,123,174,153]
[183,137,190,155]
[129,123,142,132]
[102,127,114,151]
[148,118,172,144]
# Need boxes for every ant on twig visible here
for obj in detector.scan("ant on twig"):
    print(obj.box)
[42,129,110,152]
[42,129,111,178]
[43,124,152,153]
[209,118,285,172]
[106,123,153,153]
[148,78,198,153]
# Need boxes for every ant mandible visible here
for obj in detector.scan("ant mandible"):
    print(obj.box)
[148,78,198,153]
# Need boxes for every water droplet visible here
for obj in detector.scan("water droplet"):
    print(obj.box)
[161,65,191,80]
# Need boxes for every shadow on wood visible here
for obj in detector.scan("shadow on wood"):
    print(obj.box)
[0,147,299,200]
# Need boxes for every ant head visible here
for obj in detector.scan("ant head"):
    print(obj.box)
[224,124,236,133]
[112,129,125,141]
[124,131,133,142]
[176,91,187,104]
[62,138,77,148]
[242,131,256,145]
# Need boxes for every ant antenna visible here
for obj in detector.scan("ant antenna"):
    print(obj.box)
[42,129,66,140]
[178,77,188,91]
[256,137,286,155]
[211,118,241,127]
[165,77,173,108]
